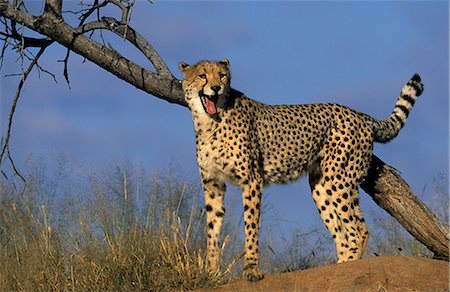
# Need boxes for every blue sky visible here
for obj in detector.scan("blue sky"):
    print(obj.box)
[1,1,449,252]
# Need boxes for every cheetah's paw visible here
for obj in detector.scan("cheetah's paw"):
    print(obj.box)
[242,264,264,282]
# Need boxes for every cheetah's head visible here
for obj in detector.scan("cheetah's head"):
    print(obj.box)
[179,59,231,118]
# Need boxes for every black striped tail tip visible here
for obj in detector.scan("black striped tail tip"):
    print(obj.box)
[409,73,424,96]
[411,74,421,83]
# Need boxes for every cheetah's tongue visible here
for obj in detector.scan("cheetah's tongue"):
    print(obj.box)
[205,97,217,115]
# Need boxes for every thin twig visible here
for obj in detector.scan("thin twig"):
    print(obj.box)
[60,47,71,88]
[58,0,108,87]
[0,45,49,183]
[78,0,108,24]
[35,61,57,82]
[0,30,53,48]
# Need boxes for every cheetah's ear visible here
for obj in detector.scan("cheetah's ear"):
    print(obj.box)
[218,58,230,69]
[178,61,191,74]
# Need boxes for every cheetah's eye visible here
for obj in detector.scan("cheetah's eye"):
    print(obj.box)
[198,74,207,79]
[219,73,227,79]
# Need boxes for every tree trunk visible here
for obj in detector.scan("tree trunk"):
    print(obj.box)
[362,155,449,260]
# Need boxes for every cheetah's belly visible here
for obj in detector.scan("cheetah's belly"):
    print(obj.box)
[258,126,325,184]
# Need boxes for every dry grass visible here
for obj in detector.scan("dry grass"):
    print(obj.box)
[0,164,233,291]
[0,160,446,290]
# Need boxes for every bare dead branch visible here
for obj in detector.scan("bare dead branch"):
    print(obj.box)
[77,17,171,76]
[1,0,186,105]
[5,143,24,183]
[362,155,449,261]
[78,0,107,24]
[44,0,62,18]
[58,47,71,87]
[35,60,57,82]
[108,0,130,24]
[0,45,49,183]
[0,30,53,48]
[0,39,7,68]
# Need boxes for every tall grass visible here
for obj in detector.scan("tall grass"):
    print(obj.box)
[0,162,232,290]
[0,158,446,289]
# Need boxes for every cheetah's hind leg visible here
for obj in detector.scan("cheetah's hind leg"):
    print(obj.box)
[310,175,368,263]
[308,126,370,262]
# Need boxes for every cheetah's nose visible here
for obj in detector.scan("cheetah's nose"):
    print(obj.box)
[211,86,221,94]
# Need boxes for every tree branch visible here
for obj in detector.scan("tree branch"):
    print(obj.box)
[362,155,449,260]
[44,0,62,19]
[0,45,49,183]
[76,17,171,76]
[0,31,53,48]
[76,0,107,25]
[0,0,186,106]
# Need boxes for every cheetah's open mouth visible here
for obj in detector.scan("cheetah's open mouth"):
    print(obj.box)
[200,93,218,116]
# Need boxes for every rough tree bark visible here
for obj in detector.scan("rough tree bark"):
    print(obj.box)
[361,156,449,260]
[0,0,186,106]
[1,0,448,261]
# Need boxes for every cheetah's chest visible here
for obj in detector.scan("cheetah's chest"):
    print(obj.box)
[194,115,254,183]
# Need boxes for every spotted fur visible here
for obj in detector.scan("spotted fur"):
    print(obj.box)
[179,59,423,281]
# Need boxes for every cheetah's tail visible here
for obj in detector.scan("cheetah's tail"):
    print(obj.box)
[371,74,424,143]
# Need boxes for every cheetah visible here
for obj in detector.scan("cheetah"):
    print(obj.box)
[178,59,424,281]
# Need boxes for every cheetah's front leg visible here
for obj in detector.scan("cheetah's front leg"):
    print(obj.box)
[202,176,226,274]
[241,179,264,281]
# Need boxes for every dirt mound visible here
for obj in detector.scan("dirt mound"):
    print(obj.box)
[207,256,449,291]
